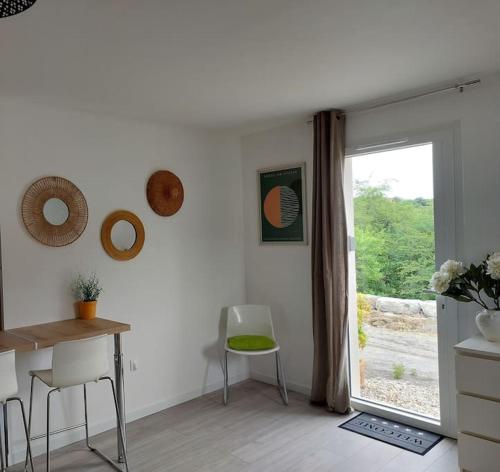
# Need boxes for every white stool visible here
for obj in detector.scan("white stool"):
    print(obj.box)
[26,335,129,472]
[223,305,288,405]
[0,349,34,472]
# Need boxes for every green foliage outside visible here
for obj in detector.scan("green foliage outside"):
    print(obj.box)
[357,293,370,349]
[392,362,406,380]
[354,182,436,300]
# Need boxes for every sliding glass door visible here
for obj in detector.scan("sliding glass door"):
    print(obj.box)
[345,128,459,436]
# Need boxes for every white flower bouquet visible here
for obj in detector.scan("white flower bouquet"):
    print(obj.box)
[429,254,500,310]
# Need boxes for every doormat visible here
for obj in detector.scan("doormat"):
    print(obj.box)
[339,412,443,455]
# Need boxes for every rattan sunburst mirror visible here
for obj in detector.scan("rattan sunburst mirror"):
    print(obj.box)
[21,176,88,247]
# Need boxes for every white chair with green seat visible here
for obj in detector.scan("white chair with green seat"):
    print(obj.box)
[223,305,288,405]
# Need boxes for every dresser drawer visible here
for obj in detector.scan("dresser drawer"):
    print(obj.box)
[456,354,500,398]
[457,394,500,441]
[458,432,500,472]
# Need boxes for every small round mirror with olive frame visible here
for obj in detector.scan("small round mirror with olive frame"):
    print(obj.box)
[101,210,145,261]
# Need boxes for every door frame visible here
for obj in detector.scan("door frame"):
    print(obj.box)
[344,123,461,438]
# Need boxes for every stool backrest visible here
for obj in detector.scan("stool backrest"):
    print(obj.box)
[226,305,276,340]
[52,335,109,388]
[0,350,18,403]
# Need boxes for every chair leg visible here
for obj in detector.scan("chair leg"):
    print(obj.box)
[0,405,5,472]
[275,351,289,406]
[6,398,34,472]
[83,384,90,449]
[223,351,229,406]
[46,389,59,472]
[82,381,128,472]
[2,404,8,469]
[101,377,129,472]
[24,375,35,471]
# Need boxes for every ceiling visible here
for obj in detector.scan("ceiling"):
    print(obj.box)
[1,0,500,130]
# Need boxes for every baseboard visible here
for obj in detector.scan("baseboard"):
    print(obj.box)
[9,370,249,465]
[250,370,312,396]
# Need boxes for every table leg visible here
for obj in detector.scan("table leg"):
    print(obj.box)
[114,334,126,463]
[2,403,8,468]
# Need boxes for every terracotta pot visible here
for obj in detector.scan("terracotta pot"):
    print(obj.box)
[79,301,97,320]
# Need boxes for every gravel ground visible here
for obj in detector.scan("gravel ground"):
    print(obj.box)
[363,323,439,382]
[361,377,440,419]
[359,311,440,419]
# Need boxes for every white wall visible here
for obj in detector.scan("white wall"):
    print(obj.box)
[0,96,247,461]
[241,122,314,394]
[241,72,500,394]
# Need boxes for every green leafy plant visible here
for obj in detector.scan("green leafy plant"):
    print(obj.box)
[357,293,370,349]
[72,273,103,302]
[392,362,405,380]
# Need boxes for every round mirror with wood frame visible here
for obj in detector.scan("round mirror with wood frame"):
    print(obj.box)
[101,210,145,261]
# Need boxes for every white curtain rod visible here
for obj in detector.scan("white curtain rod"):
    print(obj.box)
[307,78,481,123]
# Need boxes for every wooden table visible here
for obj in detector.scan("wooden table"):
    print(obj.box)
[1,317,130,465]
[8,317,130,350]
[0,331,34,353]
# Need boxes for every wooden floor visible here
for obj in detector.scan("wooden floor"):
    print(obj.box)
[12,380,458,471]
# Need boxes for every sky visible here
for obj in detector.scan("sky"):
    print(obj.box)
[351,143,434,199]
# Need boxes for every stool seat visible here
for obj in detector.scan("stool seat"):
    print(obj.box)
[227,334,277,351]
[30,369,54,387]
[30,368,108,389]
[0,388,18,405]
[30,335,110,389]
[226,346,280,356]
[0,349,18,404]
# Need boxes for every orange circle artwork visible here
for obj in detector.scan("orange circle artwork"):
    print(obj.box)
[263,186,299,229]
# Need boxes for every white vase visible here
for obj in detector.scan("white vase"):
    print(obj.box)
[475,309,500,342]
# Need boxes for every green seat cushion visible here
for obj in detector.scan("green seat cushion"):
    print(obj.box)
[228,335,276,351]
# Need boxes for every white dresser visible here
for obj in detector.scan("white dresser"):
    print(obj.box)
[455,336,500,472]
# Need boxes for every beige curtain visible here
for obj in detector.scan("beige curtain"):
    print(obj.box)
[310,110,350,414]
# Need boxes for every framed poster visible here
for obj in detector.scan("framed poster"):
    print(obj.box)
[258,163,307,244]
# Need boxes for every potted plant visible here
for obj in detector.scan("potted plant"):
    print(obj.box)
[430,254,500,341]
[72,273,103,320]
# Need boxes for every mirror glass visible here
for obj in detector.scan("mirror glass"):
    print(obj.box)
[111,220,137,251]
[43,198,69,226]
